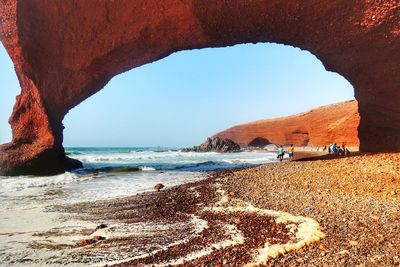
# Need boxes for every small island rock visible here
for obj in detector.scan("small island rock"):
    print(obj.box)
[182,137,241,153]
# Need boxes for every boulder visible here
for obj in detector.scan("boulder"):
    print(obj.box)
[154,183,165,191]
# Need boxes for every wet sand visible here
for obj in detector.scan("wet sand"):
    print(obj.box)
[60,153,399,266]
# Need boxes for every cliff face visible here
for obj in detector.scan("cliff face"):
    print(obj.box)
[0,1,399,175]
[216,101,360,147]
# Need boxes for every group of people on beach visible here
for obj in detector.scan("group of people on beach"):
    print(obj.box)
[275,142,351,162]
[324,142,351,156]
[276,144,294,162]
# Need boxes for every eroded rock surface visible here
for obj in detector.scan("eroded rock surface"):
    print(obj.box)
[0,0,399,175]
[217,101,360,147]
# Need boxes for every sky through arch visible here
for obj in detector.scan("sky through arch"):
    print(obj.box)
[0,42,20,144]
[0,43,355,147]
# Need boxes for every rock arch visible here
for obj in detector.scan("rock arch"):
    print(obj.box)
[0,0,399,175]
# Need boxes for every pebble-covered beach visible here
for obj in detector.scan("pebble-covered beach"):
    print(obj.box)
[221,153,400,266]
[63,153,399,266]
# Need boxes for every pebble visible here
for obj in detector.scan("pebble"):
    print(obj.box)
[154,183,165,191]
[371,215,380,221]
[95,223,108,230]
[73,153,400,266]
[349,240,358,246]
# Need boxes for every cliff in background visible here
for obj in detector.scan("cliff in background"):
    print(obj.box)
[216,100,360,147]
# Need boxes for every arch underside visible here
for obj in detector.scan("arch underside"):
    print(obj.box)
[0,0,399,175]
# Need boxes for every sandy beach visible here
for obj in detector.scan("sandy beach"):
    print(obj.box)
[220,153,400,266]
[55,152,399,266]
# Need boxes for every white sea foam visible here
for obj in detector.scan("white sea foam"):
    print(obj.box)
[152,224,244,267]
[208,190,326,266]
[0,148,279,266]
[0,172,207,266]
[103,186,324,267]
[99,214,210,267]
[0,172,80,195]
[140,166,156,171]
[71,150,276,167]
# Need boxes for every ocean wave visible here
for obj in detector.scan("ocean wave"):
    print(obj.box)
[65,149,278,173]
[79,160,261,174]
[141,166,156,171]
[94,166,142,173]
[71,151,223,163]
[65,151,84,156]
[75,165,158,175]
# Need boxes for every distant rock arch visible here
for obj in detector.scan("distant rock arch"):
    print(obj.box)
[0,1,399,175]
[248,137,273,148]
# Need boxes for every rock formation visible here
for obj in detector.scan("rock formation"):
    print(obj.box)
[183,137,241,153]
[217,101,360,148]
[247,137,273,148]
[0,1,399,175]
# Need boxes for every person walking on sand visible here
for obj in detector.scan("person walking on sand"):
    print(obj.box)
[277,145,285,162]
[287,144,294,161]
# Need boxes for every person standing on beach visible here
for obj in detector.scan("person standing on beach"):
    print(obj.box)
[333,143,338,153]
[287,144,294,161]
[277,145,285,162]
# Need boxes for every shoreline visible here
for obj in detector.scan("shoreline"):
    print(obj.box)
[59,170,324,267]
[53,152,400,266]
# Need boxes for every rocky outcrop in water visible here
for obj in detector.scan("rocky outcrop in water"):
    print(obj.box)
[0,1,399,175]
[183,137,241,153]
[217,101,360,148]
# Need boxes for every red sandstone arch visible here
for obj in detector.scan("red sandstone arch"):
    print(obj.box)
[0,0,399,175]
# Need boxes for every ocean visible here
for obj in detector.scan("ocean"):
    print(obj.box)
[0,147,278,266]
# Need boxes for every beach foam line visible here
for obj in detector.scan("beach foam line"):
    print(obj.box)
[209,189,326,266]
[97,214,209,267]
[147,188,324,266]
[0,172,81,195]
[101,187,325,267]
[152,224,244,267]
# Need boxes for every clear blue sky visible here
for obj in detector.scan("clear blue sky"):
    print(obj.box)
[0,42,354,147]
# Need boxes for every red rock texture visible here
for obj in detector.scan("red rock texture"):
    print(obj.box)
[0,0,399,175]
[217,100,360,147]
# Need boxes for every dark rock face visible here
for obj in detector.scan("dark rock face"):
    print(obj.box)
[184,137,241,153]
[0,1,399,175]
[247,137,272,148]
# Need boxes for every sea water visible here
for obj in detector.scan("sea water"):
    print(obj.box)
[0,147,278,266]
